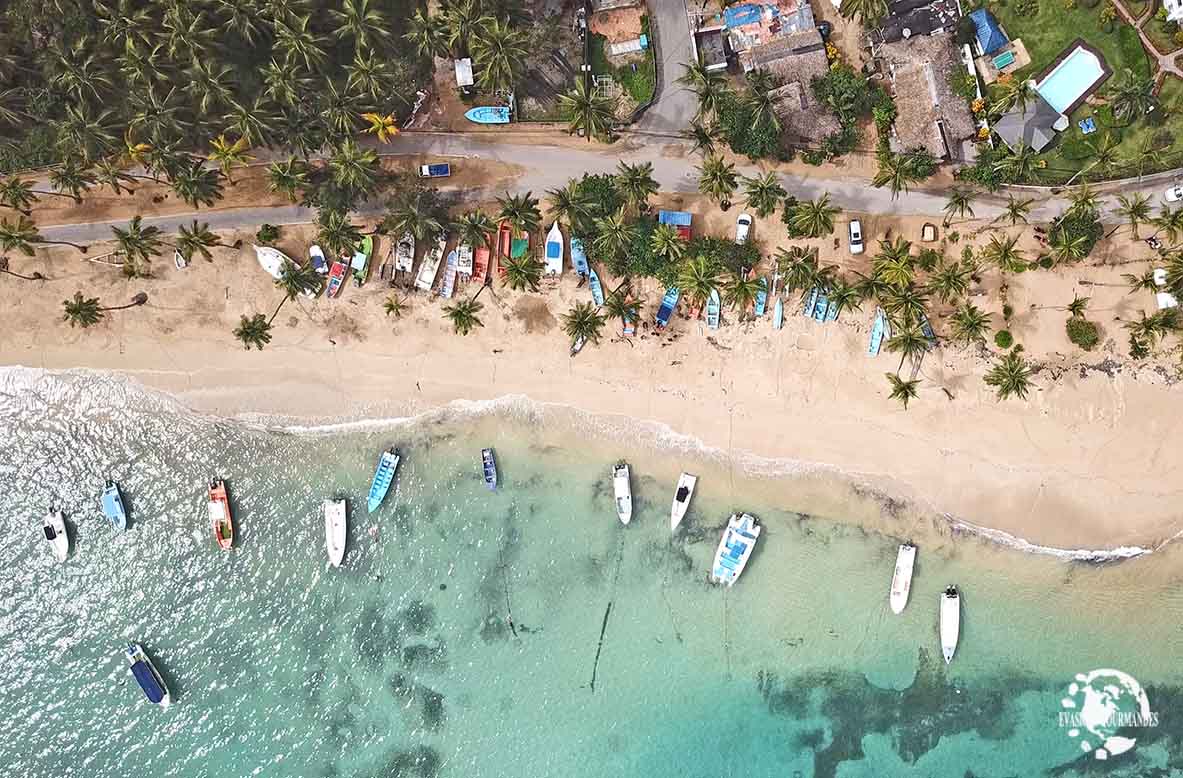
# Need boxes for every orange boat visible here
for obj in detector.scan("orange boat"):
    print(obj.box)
[496,222,512,275]
[208,479,234,550]
[472,245,491,286]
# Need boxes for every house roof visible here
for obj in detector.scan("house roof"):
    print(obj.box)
[454,58,474,87]
[968,9,1009,55]
[870,0,960,45]
[749,29,842,143]
[993,94,1062,152]
[726,0,815,54]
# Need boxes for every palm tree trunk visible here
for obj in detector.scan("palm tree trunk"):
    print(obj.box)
[0,267,45,281]
[30,189,77,201]
[0,203,31,216]
[36,239,88,253]
[99,299,148,312]
[268,295,289,324]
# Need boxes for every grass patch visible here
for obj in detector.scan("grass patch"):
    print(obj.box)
[588,23,656,106]
[1127,0,1150,15]
[1141,14,1183,55]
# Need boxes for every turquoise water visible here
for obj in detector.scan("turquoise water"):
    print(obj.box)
[2,369,1182,777]
[1036,46,1105,114]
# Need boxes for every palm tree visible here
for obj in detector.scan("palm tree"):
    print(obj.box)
[788,194,840,237]
[546,181,590,230]
[1123,269,1159,295]
[697,155,738,210]
[496,191,542,235]
[838,0,888,27]
[0,176,76,209]
[170,159,224,208]
[317,209,364,257]
[826,279,863,318]
[0,216,88,254]
[1111,192,1151,239]
[872,150,925,199]
[604,287,642,330]
[745,69,780,132]
[592,212,636,263]
[175,220,221,262]
[1048,229,1090,265]
[223,96,276,147]
[234,313,273,350]
[346,52,395,102]
[385,191,443,244]
[677,255,722,309]
[982,233,1026,273]
[501,254,543,292]
[724,269,762,318]
[872,237,915,288]
[472,19,528,93]
[93,158,140,196]
[885,372,919,410]
[208,134,253,183]
[881,284,930,327]
[563,301,607,347]
[404,8,447,60]
[1067,183,1100,216]
[186,59,235,115]
[926,258,971,304]
[886,323,929,372]
[742,172,786,218]
[328,138,379,194]
[262,59,309,108]
[112,215,163,274]
[1110,67,1157,123]
[359,112,399,143]
[1000,195,1033,226]
[55,104,118,164]
[984,349,1034,401]
[330,0,390,51]
[443,0,491,55]
[683,121,721,156]
[1065,294,1090,318]
[384,294,407,318]
[1152,205,1183,244]
[270,260,323,322]
[615,161,658,215]
[650,223,686,265]
[275,14,328,71]
[678,61,727,119]
[775,245,820,293]
[267,158,310,202]
[950,301,991,345]
[990,78,1037,115]
[453,209,497,251]
[443,297,485,335]
[558,79,617,141]
[49,160,97,204]
[62,290,148,328]
[942,187,975,226]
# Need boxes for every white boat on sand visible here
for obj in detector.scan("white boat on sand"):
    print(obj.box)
[612,463,632,525]
[395,232,415,273]
[889,543,916,614]
[940,585,960,664]
[670,472,697,531]
[415,236,446,291]
[710,513,761,586]
[325,499,347,568]
[42,509,68,562]
[544,222,563,276]
[253,244,291,279]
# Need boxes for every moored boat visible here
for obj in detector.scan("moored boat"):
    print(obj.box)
[940,585,960,664]
[456,243,474,283]
[366,448,400,513]
[589,268,605,306]
[253,244,292,280]
[710,513,761,586]
[655,287,680,329]
[803,286,819,318]
[612,462,632,525]
[544,222,563,276]
[889,543,916,614]
[350,235,373,286]
[309,245,329,276]
[482,448,498,490]
[415,236,446,291]
[326,259,348,298]
[472,245,491,287]
[496,222,512,271]
[173,248,187,270]
[395,232,415,274]
[440,249,459,299]
[670,472,697,531]
[125,643,170,707]
[571,237,589,277]
[706,289,721,329]
[868,307,888,357]
[754,277,767,317]
[42,509,69,562]
[773,297,784,330]
[208,479,233,550]
[324,499,347,567]
[100,480,127,530]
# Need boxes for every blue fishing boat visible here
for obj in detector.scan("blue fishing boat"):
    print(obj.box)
[919,313,938,345]
[754,277,767,317]
[571,238,589,277]
[868,308,887,356]
[773,298,784,330]
[709,513,761,587]
[803,286,819,318]
[366,447,400,513]
[125,643,170,707]
[706,289,721,329]
[465,106,510,124]
[589,268,605,306]
[100,480,127,530]
[825,296,840,322]
[655,287,680,328]
[482,448,498,490]
[812,289,830,322]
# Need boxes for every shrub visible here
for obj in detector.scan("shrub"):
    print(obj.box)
[995,330,1014,349]
[955,15,978,44]
[1039,256,1054,269]
[1016,0,1040,14]
[1066,317,1100,350]
[1002,303,1014,321]
[256,223,280,244]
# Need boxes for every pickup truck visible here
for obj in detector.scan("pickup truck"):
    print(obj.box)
[418,163,451,178]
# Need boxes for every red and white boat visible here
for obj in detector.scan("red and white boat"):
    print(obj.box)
[326,258,348,298]
[472,245,491,287]
[209,479,234,550]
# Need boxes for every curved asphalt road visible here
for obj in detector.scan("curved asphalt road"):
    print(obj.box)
[37,132,1170,244]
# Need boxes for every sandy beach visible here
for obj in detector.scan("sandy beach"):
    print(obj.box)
[3,196,1181,552]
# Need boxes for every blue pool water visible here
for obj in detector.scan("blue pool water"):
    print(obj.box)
[1036,46,1105,114]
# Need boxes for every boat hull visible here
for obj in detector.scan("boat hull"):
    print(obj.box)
[613,464,632,525]
[208,479,234,551]
[710,513,761,586]
[706,289,721,329]
[416,237,446,291]
[544,222,563,276]
[366,449,400,513]
[253,245,291,280]
[465,106,511,124]
[670,473,697,531]
[327,261,348,298]
[482,448,498,490]
[325,499,348,567]
[940,587,960,663]
[589,269,605,306]
[101,481,127,530]
[125,643,170,707]
[889,543,916,614]
[43,510,69,561]
[773,298,784,330]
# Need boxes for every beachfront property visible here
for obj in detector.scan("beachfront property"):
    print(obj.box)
[720,0,817,71]
[873,32,978,161]
[966,8,1031,85]
[993,94,1065,153]
[748,30,842,145]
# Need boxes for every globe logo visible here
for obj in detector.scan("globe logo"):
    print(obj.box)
[1060,669,1159,760]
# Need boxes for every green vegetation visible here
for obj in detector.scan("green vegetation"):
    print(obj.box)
[1066,317,1100,349]
[810,64,893,163]
[994,329,1014,349]
[256,224,281,245]
[588,20,656,106]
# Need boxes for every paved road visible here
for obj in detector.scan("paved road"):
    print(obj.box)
[634,0,698,134]
[38,133,1164,244]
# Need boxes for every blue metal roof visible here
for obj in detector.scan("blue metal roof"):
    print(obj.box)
[658,210,692,226]
[968,9,1009,56]
[724,3,767,28]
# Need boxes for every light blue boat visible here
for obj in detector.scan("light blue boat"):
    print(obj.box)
[868,308,887,356]
[812,289,830,322]
[803,287,819,318]
[706,289,721,330]
[589,267,605,306]
[825,296,840,322]
[773,298,783,330]
[571,238,589,277]
[754,277,767,317]
[920,313,938,345]
[100,480,127,530]
[366,447,400,513]
[656,287,680,328]
[465,106,510,124]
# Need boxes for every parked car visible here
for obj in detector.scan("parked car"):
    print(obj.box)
[418,163,452,178]
[1164,184,1183,203]
[848,219,865,255]
[735,213,753,244]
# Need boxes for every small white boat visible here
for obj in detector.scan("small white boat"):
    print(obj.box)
[612,462,632,525]
[395,232,415,273]
[940,585,960,664]
[415,236,446,291]
[456,243,474,280]
[710,513,761,586]
[544,222,563,276]
[253,244,292,280]
[889,543,916,614]
[42,509,68,562]
[173,248,188,270]
[670,472,697,531]
[324,499,347,568]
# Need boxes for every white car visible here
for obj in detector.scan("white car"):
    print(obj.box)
[848,219,865,255]
[1164,184,1183,203]
[735,213,753,244]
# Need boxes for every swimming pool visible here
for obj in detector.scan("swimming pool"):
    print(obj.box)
[1035,44,1108,115]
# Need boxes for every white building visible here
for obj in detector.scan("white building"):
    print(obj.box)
[1166,0,1183,23]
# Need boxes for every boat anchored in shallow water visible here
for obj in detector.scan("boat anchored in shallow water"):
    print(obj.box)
[482,448,498,490]
[125,643,170,707]
[42,509,69,562]
[710,513,761,586]
[940,585,960,664]
[670,472,697,531]
[100,480,127,530]
[325,499,347,567]
[889,543,916,614]
[612,463,632,525]
[209,479,233,550]
[367,448,400,513]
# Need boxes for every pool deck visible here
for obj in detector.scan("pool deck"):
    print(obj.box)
[1033,38,1113,116]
